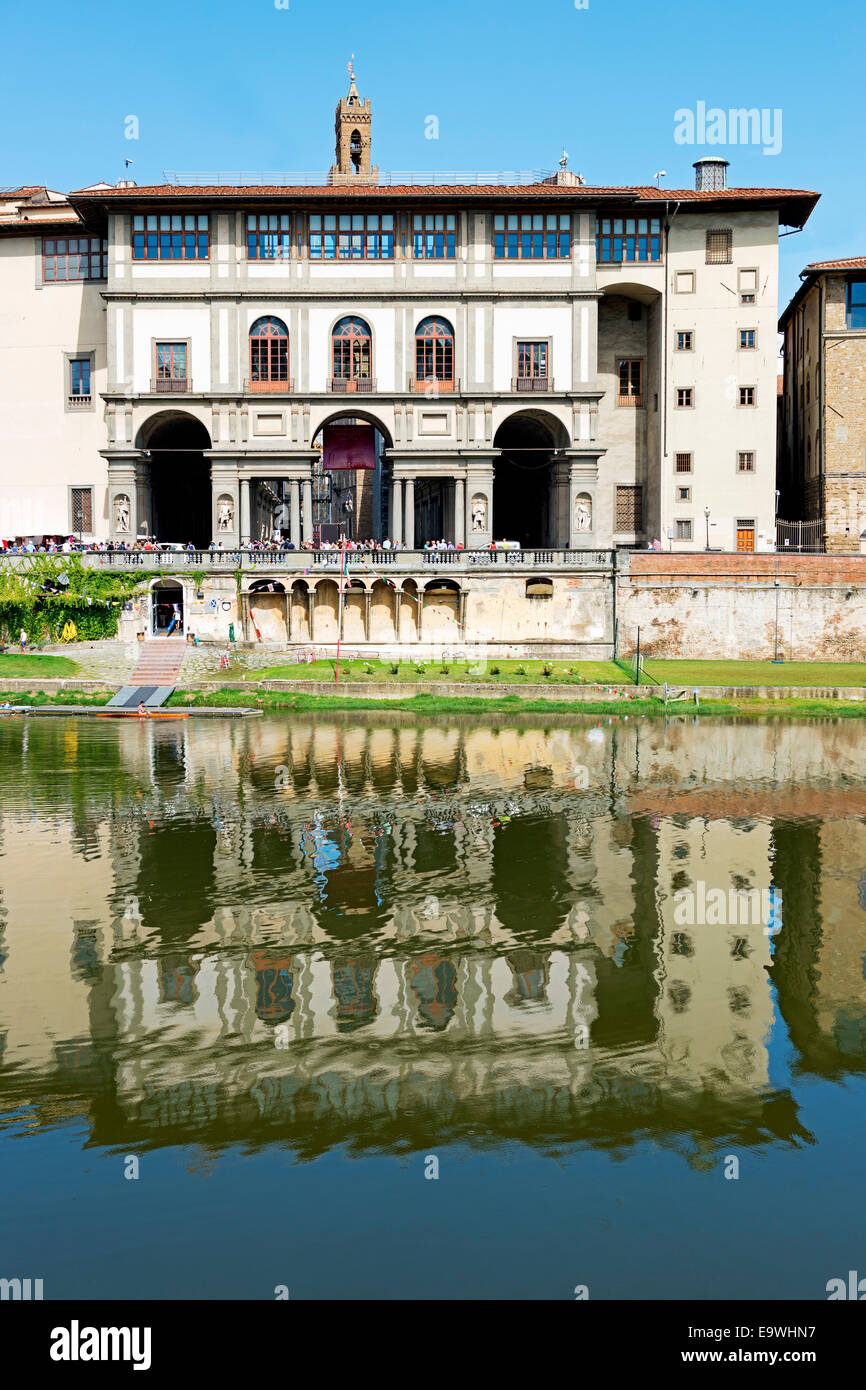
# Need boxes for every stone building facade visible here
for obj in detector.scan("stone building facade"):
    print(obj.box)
[0,76,817,554]
[779,256,866,552]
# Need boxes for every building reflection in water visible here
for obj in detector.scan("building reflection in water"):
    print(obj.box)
[0,713,864,1162]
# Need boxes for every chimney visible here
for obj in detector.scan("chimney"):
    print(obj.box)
[693,157,729,192]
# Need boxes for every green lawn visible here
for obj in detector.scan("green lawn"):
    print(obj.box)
[643,660,866,688]
[244,658,625,685]
[0,653,79,677]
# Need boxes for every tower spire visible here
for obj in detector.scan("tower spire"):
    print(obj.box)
[329,60,378,185]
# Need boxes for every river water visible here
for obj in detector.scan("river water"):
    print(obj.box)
[0,711,864,1299]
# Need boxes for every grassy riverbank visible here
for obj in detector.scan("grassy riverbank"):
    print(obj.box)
[161,688,866,718]
[0,653,80,677]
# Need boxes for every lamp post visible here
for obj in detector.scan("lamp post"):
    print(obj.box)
[704,505,711,551]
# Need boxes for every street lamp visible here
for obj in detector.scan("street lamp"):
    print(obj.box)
[704,505,711,551]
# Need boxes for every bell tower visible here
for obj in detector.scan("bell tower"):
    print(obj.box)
[329,57,378,185]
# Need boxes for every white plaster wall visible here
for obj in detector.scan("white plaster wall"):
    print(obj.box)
[131,306,211,394]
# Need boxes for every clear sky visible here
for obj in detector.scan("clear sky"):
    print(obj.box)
[1,0,863,303]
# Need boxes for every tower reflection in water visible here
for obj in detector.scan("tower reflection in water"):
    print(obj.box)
[1,712,865,1164]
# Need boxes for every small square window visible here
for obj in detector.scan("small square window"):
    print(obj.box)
[675,271,695,294]
[738,386,756,407]
[675,519,693,540]
[739,329,757,350]
[676,387,694,408]
[737,451,755,472]
[675,452,693,473]
[676,330,694,351]
[676,486,691,501]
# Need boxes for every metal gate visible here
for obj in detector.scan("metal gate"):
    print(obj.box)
[776,519,824,553]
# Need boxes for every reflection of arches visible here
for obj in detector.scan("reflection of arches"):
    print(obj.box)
[493,411,566,547]
[137,411,212,547]
[150,578,184,636]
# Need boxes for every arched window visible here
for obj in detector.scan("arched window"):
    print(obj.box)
[249,316,289,389]
[415,316,454,389]
[332,316,372,389]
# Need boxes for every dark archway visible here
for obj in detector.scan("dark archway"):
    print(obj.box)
[493,413,564,547]
[141,414,211,547]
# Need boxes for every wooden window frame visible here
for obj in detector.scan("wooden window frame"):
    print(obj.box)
[738,385,757,407]
[617,358,644,406]
[132,213,210,262]
[494,212,571,261]
[246,213,292,261]
[152,338,191,391]
[595,216,662,264]
[675,518,693,540]
[676,386,694,408]
[736,450,756,473]
[676,486,692,501]
[412,213,457,260]
[738,328,757,350]
[415,316,455,389]
[513,338,552,389]
[309,212,395,261]
[705,228,733,264]
[676,330,694,351]
[248,316,290,389]
[331,316,373,383]
[43,235,107,282]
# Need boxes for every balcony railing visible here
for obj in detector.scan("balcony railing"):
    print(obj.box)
[0,548,615,572]
[328,377,377,393]
[409,375,458,392]
[617,392,643,407]
[513,376,553,392]
[245,378,295,393]
[67,394,92,408]
[150,377,192,393]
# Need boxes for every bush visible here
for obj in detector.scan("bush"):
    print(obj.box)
[414,662,426,674]
[543,662,553,678]
[489,664,501,675]
[439,664,450,676]
[389,662,399,675]
[515,665,527,676]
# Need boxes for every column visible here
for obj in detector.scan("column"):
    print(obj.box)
[391,479,403,545]
[302,479,313,544]
[364,591,371,642]
[404,477,415,550]
[454,476,466,548]
[239,478,252,548]
[289,479,301,549]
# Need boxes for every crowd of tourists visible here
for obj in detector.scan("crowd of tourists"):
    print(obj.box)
[0,533,521,555]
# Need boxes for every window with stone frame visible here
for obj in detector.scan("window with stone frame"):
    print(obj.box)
[70,486,93,534]
[615,485,643,531]
[705,228,733,264]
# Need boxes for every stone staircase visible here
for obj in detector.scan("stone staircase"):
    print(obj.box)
[105,638,188,709]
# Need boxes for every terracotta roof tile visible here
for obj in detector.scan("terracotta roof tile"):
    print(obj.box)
[68,181,818,204]
[803,256,866,271]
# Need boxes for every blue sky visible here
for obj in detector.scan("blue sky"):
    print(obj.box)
[2,0,862,302]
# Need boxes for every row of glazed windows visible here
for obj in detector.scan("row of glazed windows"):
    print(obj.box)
[146,315,549,388]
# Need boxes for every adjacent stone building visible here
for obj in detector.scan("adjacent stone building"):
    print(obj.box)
[778,256,866,552]
[0,74,818,553]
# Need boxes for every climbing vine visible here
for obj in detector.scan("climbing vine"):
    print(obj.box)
[0,557,146,644]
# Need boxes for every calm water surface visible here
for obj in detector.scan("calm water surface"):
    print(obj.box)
[0,712,864,1299]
